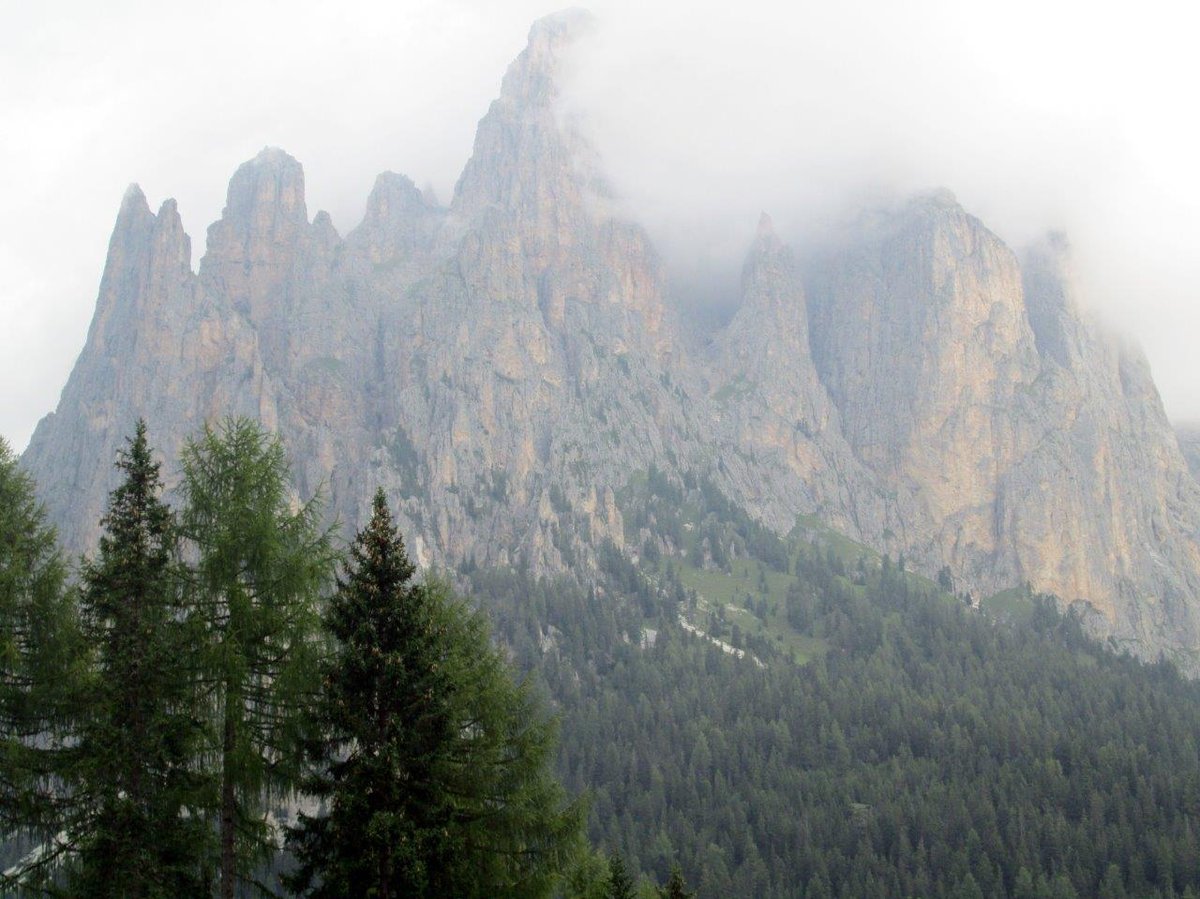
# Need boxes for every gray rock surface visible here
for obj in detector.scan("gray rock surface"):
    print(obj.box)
[21,12,1200,668]
[1177,425,1200,482]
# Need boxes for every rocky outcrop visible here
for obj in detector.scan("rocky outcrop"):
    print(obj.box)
[1003,236,1200,652]
[806,200,1200,660]
[21,12,1200,668]
[25,11,691,578]
[23,184,275,552]
[707,213,896,542]
[1179,425,1200,482]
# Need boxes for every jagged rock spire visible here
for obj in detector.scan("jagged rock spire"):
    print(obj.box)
[201,147,309,322]
[222,146,308,234]
[452,9,598,217]
[89,187,192,353]
[755,211,780,246]
[22,12,1200,670]
[349,171,441,265]
[496,8,596,109]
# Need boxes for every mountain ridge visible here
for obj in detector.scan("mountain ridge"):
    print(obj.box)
[21,11,1200,669]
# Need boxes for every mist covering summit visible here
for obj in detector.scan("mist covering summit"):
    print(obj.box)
[22,10,1200,668]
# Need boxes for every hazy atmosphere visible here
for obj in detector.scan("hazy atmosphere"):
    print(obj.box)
[3,0,1199,449]
[10,4,1200,895]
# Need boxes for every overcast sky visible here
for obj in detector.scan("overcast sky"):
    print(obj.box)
[3,0,1199,451]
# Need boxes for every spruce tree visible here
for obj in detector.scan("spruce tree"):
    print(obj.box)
[72,420,209,897]
[287,490,583,898]
[605,852,636,899]
[0,437,82,891]
[179,418,332,898]
[657,865,694,899]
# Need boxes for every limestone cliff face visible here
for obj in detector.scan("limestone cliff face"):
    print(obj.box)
[450,8,667,357]
[708,214,897,542]
[25,11,687,577]
[1178,425,1200,481]
[806,199,1200,658]
[23,185,274,552]
[21,12,1200,666]
[809,192,1040,541]
[357,9,696,569]
[1002,236,1200,650]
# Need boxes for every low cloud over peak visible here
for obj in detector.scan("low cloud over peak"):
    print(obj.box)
[2,0,1199,449]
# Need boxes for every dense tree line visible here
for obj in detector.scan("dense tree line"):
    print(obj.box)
[473,498,1200,898]
[0,422,588,897]
[11,419,1200,897]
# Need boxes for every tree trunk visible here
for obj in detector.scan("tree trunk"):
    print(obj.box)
[380,841,391,899]
[220,685,238,899]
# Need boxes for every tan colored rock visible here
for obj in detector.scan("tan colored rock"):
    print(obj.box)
[21,14,1200,670]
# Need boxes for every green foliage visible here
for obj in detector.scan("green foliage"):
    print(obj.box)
[557,847,610,899]
[476,492,1200,898]
[605,852,636,899]
[657,866,694,899]
[179,418,334,897]
[16,423,1200,899]
[71,421,210,896]
[0,437,82,891]
[288,490,584,898]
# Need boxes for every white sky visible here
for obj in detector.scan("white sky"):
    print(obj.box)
[3,0,1199,450]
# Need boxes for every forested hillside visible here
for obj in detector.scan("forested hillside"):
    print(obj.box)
[473,474,1200,899]
[9,420,1200,897]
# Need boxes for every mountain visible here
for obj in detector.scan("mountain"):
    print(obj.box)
[807,203,1200,657]
[1179,424,1200,481]
[21,11,1200,669]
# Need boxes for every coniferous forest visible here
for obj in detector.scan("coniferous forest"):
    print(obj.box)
[7,423,1200,897]
[0,422,590,898]
[475,475,1200,899]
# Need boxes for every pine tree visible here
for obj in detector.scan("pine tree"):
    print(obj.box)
[0,437,82,891]
[657,865,694,899]
[72,420,210,897]
[287,490,583,898]
[560,848,612,899]
[606,852,636,899]
[179,418,333,898]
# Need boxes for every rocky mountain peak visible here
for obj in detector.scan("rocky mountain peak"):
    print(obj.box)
[151,199,192,274]
[107,185,157,268]
[349,171,443,266]
[118,182,152,220]
[93,188,191,341]
[909,185,960,210]
[219,146,308,238]
[723,222,819,377]
[451,9,597,219]
[498,8,596,110]
[753,211,782,248]
[446,7,666,352]
[740,213,796,314]
[22,13,1200,671]
[363,172,428,222]
[200,148,311,323]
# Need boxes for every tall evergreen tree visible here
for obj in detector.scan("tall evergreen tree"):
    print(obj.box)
[657,866,694,899]
[605,852,636,899]
[0,437,82,891]
[179,418,332,899]
[287,490,583,898]
[72,420,210,897]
